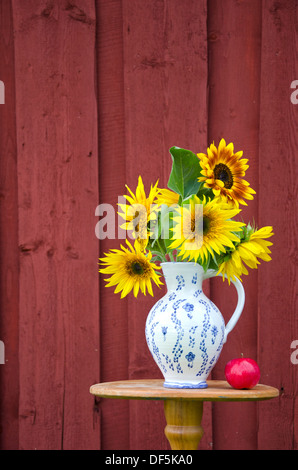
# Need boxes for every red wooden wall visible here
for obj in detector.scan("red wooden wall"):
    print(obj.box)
[0,0,297,450]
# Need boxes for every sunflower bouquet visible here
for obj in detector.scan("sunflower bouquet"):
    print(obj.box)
[99,139,273,298]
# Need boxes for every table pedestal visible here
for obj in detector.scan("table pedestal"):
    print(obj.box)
[164,399,204,450]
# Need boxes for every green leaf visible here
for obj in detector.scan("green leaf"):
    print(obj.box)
[208,255,219,271]
[196,185,215,201]
[168,147,202,201]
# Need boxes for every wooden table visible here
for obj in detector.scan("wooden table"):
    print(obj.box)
[90,379,279,450]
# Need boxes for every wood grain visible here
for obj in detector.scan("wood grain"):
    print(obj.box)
[207,0,262,450]
[164,400,204,450]
[96,0,129,450]
[257,0,298,450]
[90,379,279,401]
[0,0,19,450]
[12,0,99,449]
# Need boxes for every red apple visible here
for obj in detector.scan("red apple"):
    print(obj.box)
[225,357,260,390]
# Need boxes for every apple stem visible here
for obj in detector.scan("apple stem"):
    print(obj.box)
[241,353,244,358]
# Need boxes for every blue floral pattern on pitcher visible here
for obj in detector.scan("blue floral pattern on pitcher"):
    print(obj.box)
[145,263,229,389]
[145,262,245,389]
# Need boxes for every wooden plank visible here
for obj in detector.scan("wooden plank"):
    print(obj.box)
[12,0,99,449]
[207,0,262,449]
[122,0,209,450]
[257,0,298,450]
[95,0,130,450]
[0,0,19,450]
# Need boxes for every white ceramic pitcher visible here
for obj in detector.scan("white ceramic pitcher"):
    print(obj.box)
[145,262,245,389]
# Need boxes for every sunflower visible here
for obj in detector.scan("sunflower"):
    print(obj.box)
[217,225,274,283]
[169,195,245,264]
[155,188,179,207]
[197,138,256,207]
[99,240,163,298]
[118,176,159,250]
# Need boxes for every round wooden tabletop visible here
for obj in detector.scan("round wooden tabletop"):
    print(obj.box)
[90,379,279,402]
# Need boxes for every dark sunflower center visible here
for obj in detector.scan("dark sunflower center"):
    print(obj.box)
[203,216,210,235]
[214,163,233,189]
[190,215,210,236]
[131,261,144,275]
[191,218,195,233]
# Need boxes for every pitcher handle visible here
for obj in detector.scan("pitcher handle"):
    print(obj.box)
[203,270,245,344]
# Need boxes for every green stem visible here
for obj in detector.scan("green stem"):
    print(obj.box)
[154,238,167,262]
[176,252,184,262]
